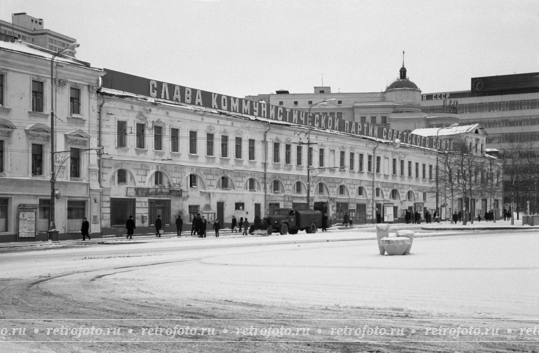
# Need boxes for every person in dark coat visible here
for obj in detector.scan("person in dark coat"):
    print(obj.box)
[126,215,136,239]
[343,213,350,227]
[201,216,207,238]
[231,216,237,232]
[425,211,431,224]
[405,210,411,224]
[239,217,244,233]
[503,208,507,221]
[376,211,382,224]
[213,219,220,237]
[81,217,90,240]
[242,218,250,235]
[175,215,183,236]
[191,215,197,236]
[322,213,328,231]
[452,212,458,224]
[155,215,162,237]
[414,211,420,224]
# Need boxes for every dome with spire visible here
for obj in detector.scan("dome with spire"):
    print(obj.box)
[386,52,419,91]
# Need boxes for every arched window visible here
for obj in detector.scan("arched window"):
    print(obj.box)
[117,169,127,184]
[357,186,367,198]
[375,187,384,199]
[390,189,399,200]
[317,183,329,196]
[272,180,284,194]
[294,181,304,194]
[154,171,163,186]
[218,176,232,190]
[407,190,414,201]
[246,178,259,192]
[338,185,349,197]
[189,174,197,188]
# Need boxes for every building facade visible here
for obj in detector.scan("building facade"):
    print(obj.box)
[0,39,103,242]
[421,72,539,214]
[95,69,460,236]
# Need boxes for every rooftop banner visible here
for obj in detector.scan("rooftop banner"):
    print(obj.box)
[102,69,450,151]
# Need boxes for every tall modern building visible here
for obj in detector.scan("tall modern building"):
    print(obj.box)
[421,72,539,213]
[0,13,77,54]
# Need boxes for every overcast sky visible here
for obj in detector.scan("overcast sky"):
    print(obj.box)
[2,0,538,98]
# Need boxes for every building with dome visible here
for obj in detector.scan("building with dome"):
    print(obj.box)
[245,60,459,133]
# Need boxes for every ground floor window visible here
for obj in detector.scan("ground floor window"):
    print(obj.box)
[0,198,8,232]
[189,205,200,222]
[111,198,136,226]
[67,200,85,232]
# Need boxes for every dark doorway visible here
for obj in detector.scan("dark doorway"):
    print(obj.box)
[217,202,224,226]
[356,203,367,223]
[111,198,136,226]
[149,199,171,225]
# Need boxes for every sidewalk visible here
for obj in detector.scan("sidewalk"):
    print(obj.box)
[0,220,535,251]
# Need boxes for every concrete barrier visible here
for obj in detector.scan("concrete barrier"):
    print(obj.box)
[396,230,414,255]
[376,224,390,255]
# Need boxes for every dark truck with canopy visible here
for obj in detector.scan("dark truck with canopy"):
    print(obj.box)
[269,208,322,235]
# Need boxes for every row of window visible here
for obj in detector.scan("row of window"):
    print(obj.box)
[116,168,422,200]
[486,132,539,144]
[0,74,80,115]
[425,98,539,114]
[0,141,81,178]
[117,122,257,159]
[476,116,539,128]
[117,122,435,177]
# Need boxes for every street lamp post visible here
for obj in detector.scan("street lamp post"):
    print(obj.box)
[371,141,380,224]
[306,99,335,208]
[49,43,79,236]
[435,127,442,221]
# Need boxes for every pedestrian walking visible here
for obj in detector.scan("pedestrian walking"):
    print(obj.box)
[81,217,90,240]
[239,217,244,233]
[322,213,328,231]
[155,215,162,237]
[231,216,237,232]
[175,215,183,236]
[376,211,382,224]
[201,216,207,237]
[242,218,250,235]
[343,213,350,227]
[426,211,431,223]
[213,219,220,237]
[126,215,136,239]
[452,212,458,224]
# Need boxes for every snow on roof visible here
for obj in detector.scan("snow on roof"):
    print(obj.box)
[0,38,97,70]
[412,124,483,137]
[485,148,499,152]
[99,89,439,154]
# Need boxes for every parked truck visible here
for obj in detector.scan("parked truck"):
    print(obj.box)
[269,208,322,235]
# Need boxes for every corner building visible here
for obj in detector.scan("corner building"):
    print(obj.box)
[97,70,447,233]
[0,38,103,242]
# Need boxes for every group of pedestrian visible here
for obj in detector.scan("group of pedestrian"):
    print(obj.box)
[231,216,248,233]
[190,213,208,237]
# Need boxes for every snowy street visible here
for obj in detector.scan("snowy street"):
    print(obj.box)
[1,227,538,352]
